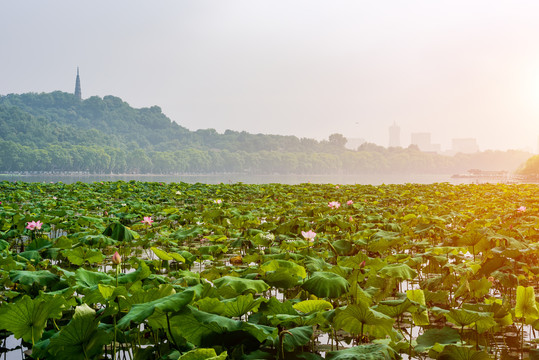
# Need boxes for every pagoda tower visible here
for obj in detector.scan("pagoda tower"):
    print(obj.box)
[74,67,82,100]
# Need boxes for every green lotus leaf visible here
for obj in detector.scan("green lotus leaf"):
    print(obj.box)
[326,343,399,360]
[260,297,298,316]
[415,327,460,353]
[198,244,228,256]
[0,239,9,251]
[62,247,105,265]
[77,215,103,226]
[263,268,304,289]
[407,289,429,325]
[127,283,176,306]
[222,293,267,318]
[266,314,303,327]
[213,276,270,298]
[178,348,228,360]
[151,246,174,260]
[375,298,412,318]
[172,227,204,241]
[301,271,349,298]
[48,304,112,360]
[18,250,42,263]
[333,302,394,338]
[278,325,313,352]
[9,270,59,287]
[118,288,195,328]
[251,231,275,247]
[75,268,114,288]
[117,260,151,284]
[293,300,333,314]
[444,308,490,328]
[438,345,491,360]
[169,306,276,347]
[195,297,225,315]
[515,285,539,321]
[26,238,53,251]
[379,263,418,281]
[102,221,139,242]
[0,294,67,343]
[79,234,116,247]
[332,240,353,256]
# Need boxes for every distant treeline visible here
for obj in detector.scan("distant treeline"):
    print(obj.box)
[0,91,532,174]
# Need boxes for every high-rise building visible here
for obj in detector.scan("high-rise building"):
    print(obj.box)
[388,122,400,147]
[74,67,82,100]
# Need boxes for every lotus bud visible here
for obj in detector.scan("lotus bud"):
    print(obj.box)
[112,251,122,265]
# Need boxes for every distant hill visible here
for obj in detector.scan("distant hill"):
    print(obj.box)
[0,91,533,174]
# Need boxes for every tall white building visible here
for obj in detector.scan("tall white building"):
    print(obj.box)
[388,122,400,147]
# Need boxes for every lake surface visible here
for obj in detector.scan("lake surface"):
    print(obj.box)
[0,173,513,185]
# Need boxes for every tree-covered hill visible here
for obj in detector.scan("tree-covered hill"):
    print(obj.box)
[0,91,533,174]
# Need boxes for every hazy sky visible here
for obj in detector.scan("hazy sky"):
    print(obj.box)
[2,1,539,152]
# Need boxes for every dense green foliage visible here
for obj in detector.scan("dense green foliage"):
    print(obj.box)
[517,155,539,177]
[1,181,539,359]
[0,92,532,174]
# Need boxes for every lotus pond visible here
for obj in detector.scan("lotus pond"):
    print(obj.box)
[1,180,539,360]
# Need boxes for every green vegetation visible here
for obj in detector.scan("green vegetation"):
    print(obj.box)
[517,155,539,178]
[0,91,532,174]
[1,180,539,359]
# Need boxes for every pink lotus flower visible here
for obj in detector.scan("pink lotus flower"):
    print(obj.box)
[141,216,154,225]
[214,199,223,204]
[301,230,317,241]
[347,200,353,205]
[328,201,341,209]
[26,220,43,231]
[112,251,122,265]
[517,206,526,212]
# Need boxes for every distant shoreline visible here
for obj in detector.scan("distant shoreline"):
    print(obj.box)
[3,172,538,186]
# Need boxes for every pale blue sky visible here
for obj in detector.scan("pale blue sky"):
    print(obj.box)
[2,1,539,152]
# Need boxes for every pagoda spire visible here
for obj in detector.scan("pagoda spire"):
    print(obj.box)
[74,67,82,100]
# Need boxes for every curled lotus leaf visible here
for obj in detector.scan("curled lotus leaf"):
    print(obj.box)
[301,271,350,299]
[378,263,418,281]
[415,327,460,353]
[9,270,59,287]
[326,343,399,360]
[213,276,270,298]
